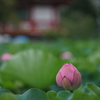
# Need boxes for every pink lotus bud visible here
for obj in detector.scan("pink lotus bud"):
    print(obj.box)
[60,51,72,60]
[56,63,82,92]
[1,53,13,61]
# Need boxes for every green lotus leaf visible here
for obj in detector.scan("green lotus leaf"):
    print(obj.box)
[47,91,65,100]
[0,88,11,95]
[16,88,48,100]
[0,93,20,100]
[72,89,100,100]
[57,90,72,100]
[0,49,61,89]
[86,83,100,98]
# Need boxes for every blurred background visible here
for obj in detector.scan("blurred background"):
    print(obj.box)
[0,0,100,94]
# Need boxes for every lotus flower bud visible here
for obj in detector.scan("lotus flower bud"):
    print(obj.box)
[60,51,72,60]
[56,63,82,92]
[1,53,13,61]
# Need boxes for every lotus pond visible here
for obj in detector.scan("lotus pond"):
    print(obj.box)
[0,38,100,100]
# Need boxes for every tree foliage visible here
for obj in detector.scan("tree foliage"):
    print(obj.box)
[0,0,16,23]
[63,0,97,18]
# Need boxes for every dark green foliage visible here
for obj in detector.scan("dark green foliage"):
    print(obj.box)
[61,0,97,38]
[0,0,17,23]
[0,83,100,100]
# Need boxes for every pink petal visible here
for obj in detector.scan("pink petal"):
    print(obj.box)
[1,53,12,61]
[62,77,73,91]
[56,72,63,86]
[60,63,75,83]
[70,63,77,70]
[72,70,82,90]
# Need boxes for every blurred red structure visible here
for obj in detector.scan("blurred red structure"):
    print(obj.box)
[2,0,72,36]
